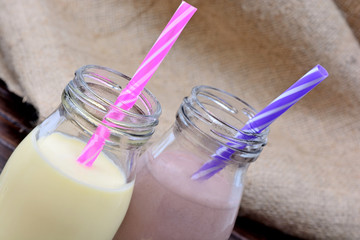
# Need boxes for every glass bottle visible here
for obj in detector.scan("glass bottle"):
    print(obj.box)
[0,65,161,240]
[115,85,268,240]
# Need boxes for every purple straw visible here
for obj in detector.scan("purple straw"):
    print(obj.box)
[191,65,329,180]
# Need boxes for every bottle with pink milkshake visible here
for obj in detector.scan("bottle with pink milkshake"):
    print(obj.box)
[115,86,269,240]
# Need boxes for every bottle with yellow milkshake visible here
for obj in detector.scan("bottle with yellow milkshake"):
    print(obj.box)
[0,65,161,240]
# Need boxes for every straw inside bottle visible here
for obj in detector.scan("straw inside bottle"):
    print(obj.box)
[77,1,197,166]
[192,65,329,180]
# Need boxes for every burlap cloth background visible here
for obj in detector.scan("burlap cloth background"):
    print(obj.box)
[0,0,359,239]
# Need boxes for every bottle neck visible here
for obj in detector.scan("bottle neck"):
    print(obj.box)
[61,65,161,148]
[176,85,268,165]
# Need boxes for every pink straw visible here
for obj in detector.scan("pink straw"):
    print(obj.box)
[77,1,197,166]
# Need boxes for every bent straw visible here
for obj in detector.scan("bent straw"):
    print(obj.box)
[77,1,197,166]
[191,65,329,180]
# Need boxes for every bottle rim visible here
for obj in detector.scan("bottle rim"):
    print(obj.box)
[63,65,162,138]
[180,85,268,155]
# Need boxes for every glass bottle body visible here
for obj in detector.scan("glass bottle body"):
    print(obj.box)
[0,65,161,240]
[116,86,268,240]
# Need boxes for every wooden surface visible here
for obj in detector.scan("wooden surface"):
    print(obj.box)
[0,79,301,240]
[0,79,38,170]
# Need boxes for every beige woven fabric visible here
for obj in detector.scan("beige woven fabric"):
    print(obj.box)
[0,0,359,239]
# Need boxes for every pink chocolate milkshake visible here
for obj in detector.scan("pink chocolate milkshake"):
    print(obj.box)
[114,149,244,240]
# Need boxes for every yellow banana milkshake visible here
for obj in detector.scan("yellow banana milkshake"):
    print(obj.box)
[0,131,133,240]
